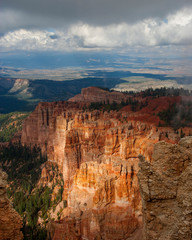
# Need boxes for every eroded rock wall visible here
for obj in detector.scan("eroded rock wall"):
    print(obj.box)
[21,98,181,240]
[51,158,143,240]
[21,101,179,188]
[138,137,192,240]
[0,169,23,240]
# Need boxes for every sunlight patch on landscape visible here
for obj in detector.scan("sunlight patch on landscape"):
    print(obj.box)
[113,77,191,92]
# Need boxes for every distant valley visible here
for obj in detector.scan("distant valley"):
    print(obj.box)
[1,51,192,114]
[0,76,125,113]
[0,69,192,113]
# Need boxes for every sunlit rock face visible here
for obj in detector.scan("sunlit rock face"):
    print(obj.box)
[0,169,23,240]
[21,101,179,186]
[63,159,142,240]
[138,137,192,240]
[21,89,181,239]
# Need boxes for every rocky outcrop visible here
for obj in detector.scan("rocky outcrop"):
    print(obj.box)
[68,86,131,104]
[138,137,192,240]
[51,158,143,240]
[0,169,23,240]
[9,79,29,93]
[21,101,179,188]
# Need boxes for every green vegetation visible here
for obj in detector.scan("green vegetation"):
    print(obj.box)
[89,87,192,113]
[122,87,192,98]
[13,186,51,240]
[89,101,126,111]
[0,142,67,239]
[88,98,139,112]
[97,86,111,92]
[0,112,29,142]
[88,87,192,129]
[1,143,46,187]
[139,87,191,98]
[0,95,36,113]
[0,143,49,239]
[158,101,192,129]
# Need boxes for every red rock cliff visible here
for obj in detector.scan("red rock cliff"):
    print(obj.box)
[68,86,131,104]
[21,100,178,186]
[0,169,23,240]
[21,93,181,239]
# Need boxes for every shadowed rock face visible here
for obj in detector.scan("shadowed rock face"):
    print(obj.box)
[138,137,192,240]
[0,169,23,240]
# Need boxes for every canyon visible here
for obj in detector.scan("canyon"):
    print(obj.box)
[20,87,189,239]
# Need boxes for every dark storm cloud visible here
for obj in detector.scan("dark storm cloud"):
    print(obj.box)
[1,0,192,31]
[1,0,192,52]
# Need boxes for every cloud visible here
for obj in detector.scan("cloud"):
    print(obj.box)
[0,29,78,51]
[0,0,192,32]
[0,7,192,52]
[0,9,68,34]
[71,8,192,48]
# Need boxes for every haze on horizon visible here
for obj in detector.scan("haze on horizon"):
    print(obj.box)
[0,0,192,76]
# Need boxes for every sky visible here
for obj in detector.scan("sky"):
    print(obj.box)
[0,0,192,55]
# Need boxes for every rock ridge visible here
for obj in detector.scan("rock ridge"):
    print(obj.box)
[68,86,131,104]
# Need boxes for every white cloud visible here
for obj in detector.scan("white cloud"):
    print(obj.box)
[69,7,192,48]
[0,7,192,52]
[0,29,78,51]
[0,29,54,50]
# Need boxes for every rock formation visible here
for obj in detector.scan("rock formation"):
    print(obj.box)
[138,137,192,240]
[63,159,142,240]
[21,101,179,187]
[47,157,143,240]
[20,88,184,239]
[68,86,131,104]
[0,169,23,240]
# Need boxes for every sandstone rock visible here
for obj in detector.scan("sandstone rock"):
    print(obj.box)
[20,94,181,240]
[138,137,192,240]
[68,86,131,104]
[21,101,178,188]
[0,169,23,240]
[59,158,142,240]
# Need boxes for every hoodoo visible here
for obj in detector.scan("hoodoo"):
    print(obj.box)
[20,87,186,239]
